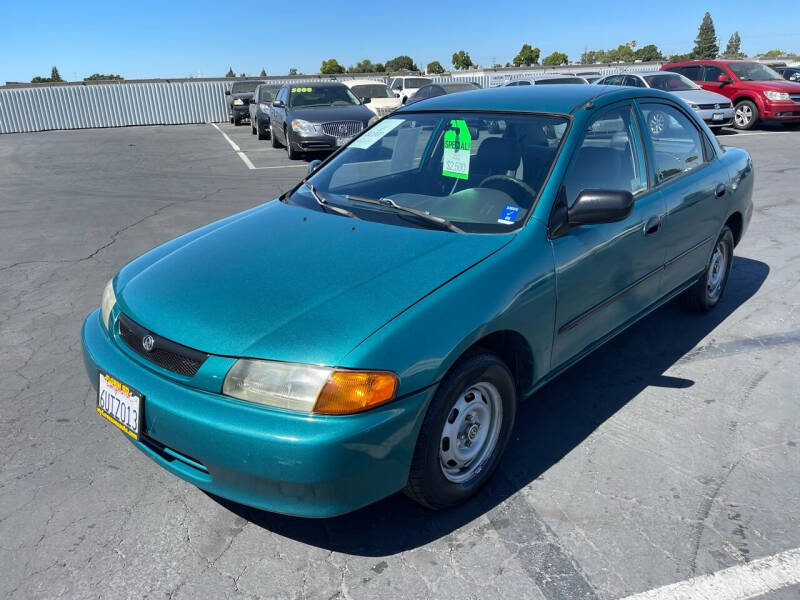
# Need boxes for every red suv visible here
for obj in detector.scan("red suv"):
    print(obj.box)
[661,59,800,129]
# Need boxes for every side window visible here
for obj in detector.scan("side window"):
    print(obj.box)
[788,71,800,82]
[415,87,431,98]
[392,79,402,90]
[517,80,532,86]
[623,76,645,88]
[640,103,706,184]
[702,65,724,82]
[603,75,622,86]
[563,105,647,207]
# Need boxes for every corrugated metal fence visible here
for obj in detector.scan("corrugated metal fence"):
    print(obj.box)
[0,64,664,134]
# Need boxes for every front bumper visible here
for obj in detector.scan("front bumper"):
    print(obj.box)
[82,309,431,517]
[288,131,352,152]
[761,99,800,121]
[697,107,734,128]
[230,105,250,118]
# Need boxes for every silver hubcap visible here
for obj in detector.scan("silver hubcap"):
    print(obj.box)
[439,382,503,483]
[735,105,752,127]
[706,240,729,301]
[649,112,665,135]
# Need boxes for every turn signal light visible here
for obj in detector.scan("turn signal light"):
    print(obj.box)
[313,371,398,415]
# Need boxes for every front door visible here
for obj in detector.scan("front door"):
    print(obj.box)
[550,103,667,369]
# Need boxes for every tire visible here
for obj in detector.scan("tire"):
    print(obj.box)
[251,121,257,135]
[285,127,301,160]
[230,116,234,124]
[270,125,281,148]
[257,121,269,140]
[233,114,241,126]
[680,226,734,313]
[734,100,758,130]
[404,352,517,510]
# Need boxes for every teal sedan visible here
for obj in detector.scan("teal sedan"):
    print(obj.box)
[82,85,754,517]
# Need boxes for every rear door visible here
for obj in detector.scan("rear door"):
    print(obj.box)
[638,100,726,294]
[550,103,667,369]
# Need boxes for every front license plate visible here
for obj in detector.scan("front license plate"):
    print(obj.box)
[712,112,724,121]
[335,136,352,147]
[97,372,142,440]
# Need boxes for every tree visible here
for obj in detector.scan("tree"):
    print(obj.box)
[721,32,744,58]
[50,66,63,82]
[692,12,719,59]
[259,68,267,76]
[451,50,474,70]
[384,55,417,72]
[762,49,788,58]
[542,51,568,66]
[513,43,540,67]
[239,72,246,77]
[634,44,664,62]
[84,73,124,81]
[288,68,298,75]
[374,62,385,72]
[426,60,445,74]
[607,44,636,62]
[320,58,344,74]
[225,67,235,77]
[348,59,382,73]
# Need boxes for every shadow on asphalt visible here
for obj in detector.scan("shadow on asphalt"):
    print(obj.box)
[210,255,769,556]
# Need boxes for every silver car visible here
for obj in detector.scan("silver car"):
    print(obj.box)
[596,71,734,130]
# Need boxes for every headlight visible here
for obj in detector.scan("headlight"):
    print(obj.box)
[232,98,244,106]
[100,278,116,330]
[223,359,397,415]
[764,91,790,101]
[259,102,270,111]
[291,119,316,134]
[688,102,700,110]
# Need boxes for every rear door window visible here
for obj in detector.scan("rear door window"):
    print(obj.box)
[640,103,706,184]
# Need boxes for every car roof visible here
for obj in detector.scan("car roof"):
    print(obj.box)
[395,84,658,115]
[284,80,347,88]
[342,79,390,87]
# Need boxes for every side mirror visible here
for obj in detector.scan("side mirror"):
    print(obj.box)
[361,96,371,104]
[716,73,730,84]
[394,92,400,98]
[225,90,231,96]
[272,99,284,108]
[307,159,322,174]
[568,190,634,227]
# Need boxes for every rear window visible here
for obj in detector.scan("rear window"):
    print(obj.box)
[405,78,432,88]
[231,81,261,94]
[536,77,586,85]
[350,84,394,99]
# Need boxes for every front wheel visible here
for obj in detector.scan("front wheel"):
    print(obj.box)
[680,226,734,312]
[734,100,758,130]
[257,121,269,140]
[285,128,301,160]
[270,125,281,148]
[405,353,516,510]
[233,114,241,126]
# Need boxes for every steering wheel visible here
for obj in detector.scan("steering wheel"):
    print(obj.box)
[479,175,537,202]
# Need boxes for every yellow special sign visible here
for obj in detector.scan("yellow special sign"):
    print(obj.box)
[291,87,313,93]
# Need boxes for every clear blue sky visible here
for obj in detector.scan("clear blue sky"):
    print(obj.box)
[2,0,798,82]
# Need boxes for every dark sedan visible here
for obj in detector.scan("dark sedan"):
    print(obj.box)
[225,80,264,125]
[405,82,482,105]
[775,66,800,83]
[269,81,375,159]
[249,84,281,140]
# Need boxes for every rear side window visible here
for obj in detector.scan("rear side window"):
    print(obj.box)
[640,103,705,184]
[563,105,647,206]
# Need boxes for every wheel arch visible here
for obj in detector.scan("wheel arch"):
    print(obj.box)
[725,211,744,246]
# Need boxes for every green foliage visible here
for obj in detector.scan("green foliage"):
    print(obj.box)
[668,52,694,62]
[692,12,719,59]
[50,66,63,82]
[288,68,298,76]
[320,58,345,74]
[513,43,540,66]
[634,44,664,61]
[259,68,267,76]
[542,51,568,66]
[762,49,788,58]
[31,66,65,83]
[426,60,445,74]
[451,50,474,70]
[721,32,745,58]
[84,73,124,81]
[384,55,418,72]
[225,67,235,77]
[239,72,246,77]
[348,59,384,73]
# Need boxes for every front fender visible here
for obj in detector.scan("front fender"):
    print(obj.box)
[339,219,556,398]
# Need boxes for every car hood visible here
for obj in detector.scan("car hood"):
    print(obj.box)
[735,79,800,92]
[288,105,374,123]
[671,89,731,104]
[116,201,512,365]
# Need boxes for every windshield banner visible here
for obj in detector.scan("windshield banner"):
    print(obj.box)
[443,119,471,179]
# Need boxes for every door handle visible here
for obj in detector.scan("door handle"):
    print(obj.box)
[644,216,662,236]
[715,183,726,198]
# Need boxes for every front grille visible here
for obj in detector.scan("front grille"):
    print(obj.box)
[790,94,800,103]
[118,314,208,377]
[698,102,732,110]
[321,120,364,138]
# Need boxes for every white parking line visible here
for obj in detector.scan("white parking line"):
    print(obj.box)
[722,130,800,137]
[210,123,305,170]
[619,546,800,600]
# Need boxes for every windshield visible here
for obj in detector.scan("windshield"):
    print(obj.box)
[644,73,700,91]
[351,84,394,99]
[289,112,569,233]
[726,62,783,81]
[258,87,278,102]
[231,81,260,94]
[288,85,361,108]
[405,78,432,88]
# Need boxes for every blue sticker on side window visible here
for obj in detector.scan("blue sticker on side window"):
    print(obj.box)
[498,205,521,225]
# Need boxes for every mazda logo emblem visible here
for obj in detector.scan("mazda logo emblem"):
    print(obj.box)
[142,335,155,352]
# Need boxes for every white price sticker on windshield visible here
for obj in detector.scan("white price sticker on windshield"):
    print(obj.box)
[442,119,471,179]
[350,118,403,149]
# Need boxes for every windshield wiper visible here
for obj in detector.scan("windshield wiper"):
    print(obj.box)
[304,181,359,220]
[346,195,462,233]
